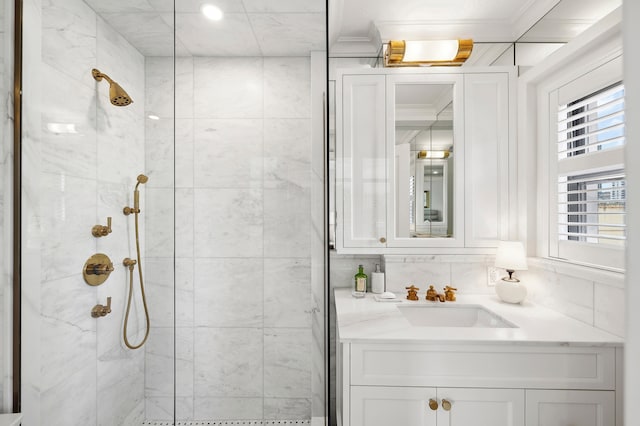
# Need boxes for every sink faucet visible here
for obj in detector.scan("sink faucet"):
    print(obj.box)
[426,285,445,302]
[444,286,458,302]
[426,285,457,302]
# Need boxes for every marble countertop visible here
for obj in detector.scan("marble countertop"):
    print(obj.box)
[335,288,623,346]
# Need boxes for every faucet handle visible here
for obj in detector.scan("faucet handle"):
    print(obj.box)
[405,285,420,301]
[91,216,112,237]
[444,286,457,302]
[91,296,112,318]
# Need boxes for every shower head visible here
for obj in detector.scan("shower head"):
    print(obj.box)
[134,174,149,192]
[92,68,133,107]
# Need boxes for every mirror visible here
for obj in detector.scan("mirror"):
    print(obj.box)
[394,82,454,238]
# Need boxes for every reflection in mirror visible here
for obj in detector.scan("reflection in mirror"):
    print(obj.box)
[395,83,454,238]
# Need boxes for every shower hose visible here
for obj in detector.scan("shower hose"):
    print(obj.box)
[123,208,150,349]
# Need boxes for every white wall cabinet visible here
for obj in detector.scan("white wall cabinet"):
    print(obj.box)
[336,74,387,248]
[335,68,516,254]
[338,342,619,426]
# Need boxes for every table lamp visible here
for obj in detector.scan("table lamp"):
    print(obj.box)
[495,240,528,304]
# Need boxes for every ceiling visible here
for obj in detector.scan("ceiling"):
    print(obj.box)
[329,0,621,57]
[84,0,620,59]
[83,0,326,57]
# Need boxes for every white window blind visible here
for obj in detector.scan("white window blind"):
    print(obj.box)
[555,82,625,262]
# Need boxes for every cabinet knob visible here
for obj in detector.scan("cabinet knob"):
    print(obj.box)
[379,237,386,243]
[441,399,452,411]
[428,399,438,411]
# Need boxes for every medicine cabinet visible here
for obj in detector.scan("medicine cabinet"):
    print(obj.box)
[334,67,516,254]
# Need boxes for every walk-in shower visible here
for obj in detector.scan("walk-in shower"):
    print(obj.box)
[14,0,327,425]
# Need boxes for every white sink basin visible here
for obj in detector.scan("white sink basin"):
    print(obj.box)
[397,304,517,328]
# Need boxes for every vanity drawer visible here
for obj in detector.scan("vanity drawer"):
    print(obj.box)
[350,343,616,390]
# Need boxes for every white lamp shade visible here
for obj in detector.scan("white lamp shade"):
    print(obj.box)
[495,241,528,270]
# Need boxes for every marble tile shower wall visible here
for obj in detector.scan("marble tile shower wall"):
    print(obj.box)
[21,0,146,424]
[144,56,313,421]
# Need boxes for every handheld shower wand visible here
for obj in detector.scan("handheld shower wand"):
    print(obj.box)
[123,174,150,349]
[124,174,148,216]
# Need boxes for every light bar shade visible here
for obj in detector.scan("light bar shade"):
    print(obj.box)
[385,39,473,67]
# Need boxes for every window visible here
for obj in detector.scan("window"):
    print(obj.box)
[551,77,625,269]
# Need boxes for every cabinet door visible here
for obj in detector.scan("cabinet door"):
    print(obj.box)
[337,74,387,249]
[437,388,524,426]
[351,386,437,426]
[463,72,514,247]
[525,390,615,426]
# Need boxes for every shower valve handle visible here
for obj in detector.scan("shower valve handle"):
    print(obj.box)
[91,216,112,237]
[91,296,112,318]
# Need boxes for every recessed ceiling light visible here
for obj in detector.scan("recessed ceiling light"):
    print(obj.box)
[201,3,223,21]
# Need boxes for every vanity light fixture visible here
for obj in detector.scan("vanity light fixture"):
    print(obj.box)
[384,39,473,67]
[201,3,223,21]
[417,150,450,159]
[494,240,528,304]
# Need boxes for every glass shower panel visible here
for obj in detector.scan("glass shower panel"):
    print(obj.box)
[173,3,325,425]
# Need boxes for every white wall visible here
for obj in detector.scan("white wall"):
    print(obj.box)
[21,0,146,424]
[623,0,640,424]
[143,56,315,422]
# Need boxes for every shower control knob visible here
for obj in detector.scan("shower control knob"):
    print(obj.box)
[91,297,112,318]
[83,253,114,286]
[91,216,112,237]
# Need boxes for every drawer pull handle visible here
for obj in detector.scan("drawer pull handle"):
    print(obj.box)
[379,237,386,243]
[442,399,452,411]
[428,399,438,411]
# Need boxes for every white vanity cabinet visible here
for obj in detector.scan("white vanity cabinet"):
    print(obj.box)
[335,68,516,254]
[525,390,615,426]
[351,386,524,426]
[337,342,619,426]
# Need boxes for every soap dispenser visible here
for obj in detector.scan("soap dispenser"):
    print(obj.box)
[371,264,384,294]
